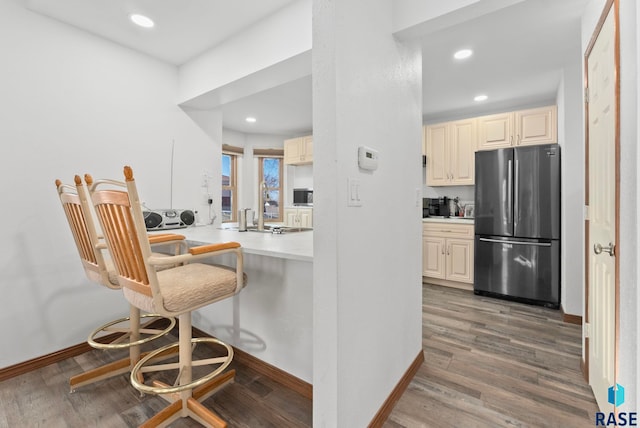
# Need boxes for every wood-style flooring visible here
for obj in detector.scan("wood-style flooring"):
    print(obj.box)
[0,284,597,427]
[0,332,312,427]
[385,284,599,428]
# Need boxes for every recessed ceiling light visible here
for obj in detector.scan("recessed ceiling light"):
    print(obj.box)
[454,49,473,60]
[474,95,488,102]
[130,14,154,28]
[245,117,257,123]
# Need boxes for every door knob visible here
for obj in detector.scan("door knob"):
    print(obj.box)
[594,242,615,256]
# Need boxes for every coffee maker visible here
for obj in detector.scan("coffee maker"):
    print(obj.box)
[423,197,450,218]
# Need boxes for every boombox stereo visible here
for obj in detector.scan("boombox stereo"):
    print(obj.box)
[143,209,195,231]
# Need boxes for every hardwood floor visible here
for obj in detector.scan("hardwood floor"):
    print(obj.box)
[0,332,312,427]
[385,284,598,428]
[0,284,597,427]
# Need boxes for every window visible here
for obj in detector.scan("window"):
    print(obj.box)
[258,157,283,222]
[221,153,237,222]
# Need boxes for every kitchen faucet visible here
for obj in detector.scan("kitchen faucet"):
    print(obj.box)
[257,180,267,231]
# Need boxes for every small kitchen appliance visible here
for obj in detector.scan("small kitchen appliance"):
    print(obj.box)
[293,188,313,206]
[424,197,450,218]
[143,209,195,230]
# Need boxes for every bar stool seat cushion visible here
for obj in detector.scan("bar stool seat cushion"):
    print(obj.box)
[123,264,247,314]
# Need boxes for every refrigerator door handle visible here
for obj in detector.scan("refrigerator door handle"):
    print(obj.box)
[479,237,552,247]
[514,159,519,232]
[507,159,513,227]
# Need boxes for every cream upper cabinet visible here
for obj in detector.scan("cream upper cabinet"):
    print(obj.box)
[422,222,474,287]
[284,135,313,165]
[477,105,557,151]
[515,105,557,146]
[449,120,475,185]
[424,123,449,186]
[424,119,476,186]
[477,112,514,150]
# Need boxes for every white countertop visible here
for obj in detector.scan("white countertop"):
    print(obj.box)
[156,224,313,262]
[423,217,475,224]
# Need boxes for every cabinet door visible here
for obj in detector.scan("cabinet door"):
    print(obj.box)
[445,239,474,283]
[477,113,513,150]
[298,208,313,228]
[284,209,298,226]
[422,237,446,278]
[425,124,449,186]
[449,119,476,185]
[515,105,557,146]
[284,138,303,165]
[303,136,313,162]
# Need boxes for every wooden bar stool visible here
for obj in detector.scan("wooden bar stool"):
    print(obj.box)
[87,166,246,427]
[56,176,180,392]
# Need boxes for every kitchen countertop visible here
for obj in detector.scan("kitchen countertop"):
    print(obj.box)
[152,224,313,262]
[423,217,475,224]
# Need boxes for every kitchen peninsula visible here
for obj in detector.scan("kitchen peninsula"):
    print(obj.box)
[153,225,313,384]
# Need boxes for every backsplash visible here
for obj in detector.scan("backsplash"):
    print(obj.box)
[422,184,474,202]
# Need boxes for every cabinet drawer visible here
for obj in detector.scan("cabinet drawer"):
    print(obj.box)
[423,223,474,238]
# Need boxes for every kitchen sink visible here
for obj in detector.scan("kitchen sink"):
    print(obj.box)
[248,225,312,234]
[220,225,312,234]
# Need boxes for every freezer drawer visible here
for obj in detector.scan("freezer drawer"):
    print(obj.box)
[474,236,559,308]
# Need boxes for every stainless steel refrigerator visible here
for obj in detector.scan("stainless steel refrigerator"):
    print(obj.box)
[474,145,560,308]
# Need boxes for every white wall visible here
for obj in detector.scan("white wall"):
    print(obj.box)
[393,0,524,41]
[0,2,218,367]
[177,0,312,104]
[581,0,639,411]
[313,0,423,425]
[617,0,639,412]
[557,57,584,317]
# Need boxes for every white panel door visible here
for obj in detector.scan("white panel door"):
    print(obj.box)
[587,6,617,413]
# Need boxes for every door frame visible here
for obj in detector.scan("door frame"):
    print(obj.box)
[583,0,621,389]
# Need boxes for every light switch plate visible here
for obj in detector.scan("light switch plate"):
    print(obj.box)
[347,177,362,207]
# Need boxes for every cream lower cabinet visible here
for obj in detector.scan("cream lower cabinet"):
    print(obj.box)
[284,207,313,228]
[422,222,474,289]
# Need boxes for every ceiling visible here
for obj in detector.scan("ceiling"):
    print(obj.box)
[24,0,589,136]
[25,0,297,65]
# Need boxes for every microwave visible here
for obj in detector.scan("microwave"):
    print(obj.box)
[293,188,313,206]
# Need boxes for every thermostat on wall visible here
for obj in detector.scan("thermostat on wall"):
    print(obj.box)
[358,146,379,171]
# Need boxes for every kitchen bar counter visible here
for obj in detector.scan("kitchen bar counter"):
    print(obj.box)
[151,224,313,383]
[171,224,313,262]
[423,217,475,224]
